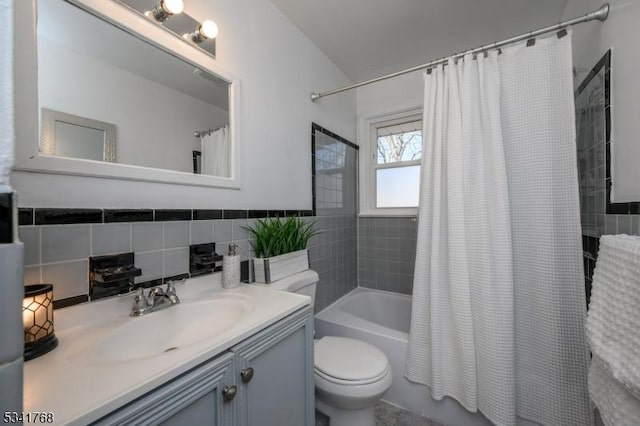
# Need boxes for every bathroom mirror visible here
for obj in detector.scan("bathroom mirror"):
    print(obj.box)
[15,0,241,188]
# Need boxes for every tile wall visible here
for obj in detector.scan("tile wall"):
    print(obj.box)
[576,50,640,304]
[357,217,417,295]
[311,124,358,311]
[17,208,345,309]
[307,215,357,311]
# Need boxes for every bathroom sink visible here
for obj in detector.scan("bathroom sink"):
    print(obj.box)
[68,293,256,365]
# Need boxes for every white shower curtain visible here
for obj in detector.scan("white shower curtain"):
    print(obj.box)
[201,125,230,177]
[405,34,592,426]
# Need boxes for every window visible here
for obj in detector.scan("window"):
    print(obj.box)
[373,116,422,209]
[359,109,423,215]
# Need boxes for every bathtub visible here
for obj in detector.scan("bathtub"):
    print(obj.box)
[315,287,493,426]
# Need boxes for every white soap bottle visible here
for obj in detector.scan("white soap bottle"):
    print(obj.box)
[222,243,240,289]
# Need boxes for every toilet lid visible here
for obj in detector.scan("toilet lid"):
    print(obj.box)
[314,336,389,382]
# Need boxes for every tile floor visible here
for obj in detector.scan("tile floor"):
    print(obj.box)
[316,401,443,426]
[374,401,443,426]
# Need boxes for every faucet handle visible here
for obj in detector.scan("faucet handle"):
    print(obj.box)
[165,279,182,304]
[130,287,149,316]
[135,287,147,304]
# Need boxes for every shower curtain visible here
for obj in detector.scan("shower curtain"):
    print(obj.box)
[405,34,592,426]
[201,125,230,177]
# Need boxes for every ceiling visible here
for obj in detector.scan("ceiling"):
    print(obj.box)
[271,0,570,83]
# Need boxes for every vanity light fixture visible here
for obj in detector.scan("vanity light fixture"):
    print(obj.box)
[23,284,58,361]
[187,20,218,43]
[147,0,184,22]
[115,0,217,57]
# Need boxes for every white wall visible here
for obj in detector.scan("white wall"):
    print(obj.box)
[11,0,356,209]
[0,0,13,190]
[562,0,640,203]
[39,37,227,173]
[356,71,423,120]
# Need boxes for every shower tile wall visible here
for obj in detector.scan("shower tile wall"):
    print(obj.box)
[358,217,417,295]
[311,124,358,311]
[576,50,640,304]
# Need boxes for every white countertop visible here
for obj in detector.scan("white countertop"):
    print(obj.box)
[23,274,310,425]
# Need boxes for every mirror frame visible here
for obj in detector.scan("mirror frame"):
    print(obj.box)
[41,108,117,162]
[14,0,242,189]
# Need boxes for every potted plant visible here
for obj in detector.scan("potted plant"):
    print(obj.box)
[244,216,319,283]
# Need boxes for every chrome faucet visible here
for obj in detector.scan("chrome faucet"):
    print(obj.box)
[130,279,184,317]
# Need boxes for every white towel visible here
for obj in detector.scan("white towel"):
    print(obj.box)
[586,234,640,424]
[589,356,640,426]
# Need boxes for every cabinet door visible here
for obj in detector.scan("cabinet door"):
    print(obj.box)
[93,352,236,426]
[232,307,314,426]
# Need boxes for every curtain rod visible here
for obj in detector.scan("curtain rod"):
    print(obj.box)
[194,124,228,138]
[310,3,609,102]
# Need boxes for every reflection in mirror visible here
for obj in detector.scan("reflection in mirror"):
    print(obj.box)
[37,0,232,177]
[41,108,116,162]
[55,123,105,161]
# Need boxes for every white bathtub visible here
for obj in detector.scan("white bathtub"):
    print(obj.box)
[315,288,493,426]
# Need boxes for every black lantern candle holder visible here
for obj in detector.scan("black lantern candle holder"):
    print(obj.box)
[23,284,58,361]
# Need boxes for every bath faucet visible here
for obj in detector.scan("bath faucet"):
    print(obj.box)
[130,280,182,317]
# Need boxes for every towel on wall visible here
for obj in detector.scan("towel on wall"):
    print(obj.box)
[586,234,640,425]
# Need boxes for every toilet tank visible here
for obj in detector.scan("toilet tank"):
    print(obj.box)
[264,270,318,309]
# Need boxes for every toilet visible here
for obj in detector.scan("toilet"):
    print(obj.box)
[266,270,392,426]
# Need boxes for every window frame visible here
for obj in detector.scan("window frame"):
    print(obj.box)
[359,107,423,216]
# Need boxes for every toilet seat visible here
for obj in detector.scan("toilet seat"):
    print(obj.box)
[314,336,390,385]
[315,364,391,386]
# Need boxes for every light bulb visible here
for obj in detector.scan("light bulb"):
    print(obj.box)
[199,20,218,40]
[161,0,184,15]
[149,0,183,22]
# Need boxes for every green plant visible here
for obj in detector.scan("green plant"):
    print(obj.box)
[244,217,319,258]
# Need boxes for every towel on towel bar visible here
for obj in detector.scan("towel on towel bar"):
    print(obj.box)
[586,234,640,424]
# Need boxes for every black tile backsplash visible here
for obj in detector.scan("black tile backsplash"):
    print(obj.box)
[52,295,89,310]
[155,209,192,221]
[104,209,153,223]
[0,192,13,243]
[19,207,316,225]
[193,209,223,220]
[164,273,190,283]
[35,208,103,225]
[223,210,248,219]
[19,208,34,226]
[248,210,269,219]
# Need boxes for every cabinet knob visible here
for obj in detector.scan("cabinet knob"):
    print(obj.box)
[241,367,254,383]
[222,385,237,402]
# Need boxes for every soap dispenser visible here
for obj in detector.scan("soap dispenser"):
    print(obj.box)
[222,243,240,289]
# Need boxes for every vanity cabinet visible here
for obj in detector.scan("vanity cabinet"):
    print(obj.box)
[232,305,315,426]
[92,306,314,426]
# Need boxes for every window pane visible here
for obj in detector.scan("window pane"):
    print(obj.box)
[376,166,420,208]
[376,120,422,164]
